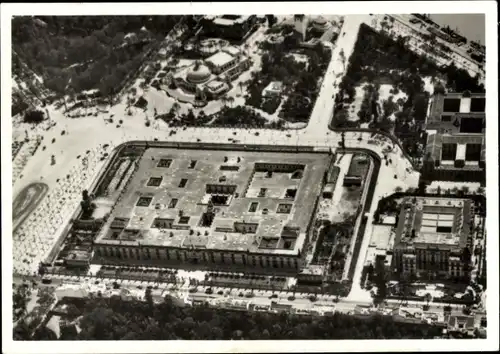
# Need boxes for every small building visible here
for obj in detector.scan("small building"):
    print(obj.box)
[297,265,325,283]
[270,301,293,313]
[172,48,250,100]
[64,249,92,268]
[343,154,370,187]
[205,80,229,98]
[158,47,168,59]
[446,315,476,336]
[205,51,238,75]
[262,81,283,98]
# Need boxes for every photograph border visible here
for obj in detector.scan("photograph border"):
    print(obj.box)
[1,1,498,353]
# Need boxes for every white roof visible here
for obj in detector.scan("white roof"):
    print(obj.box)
[438,220,454,228]
[212,15,249,26]
[213,18,236,26]
[263,81,283,93]
[206,80,225,89]
[440,214,455,221]
[459,97,472,113]
[456,144,467,160]
[422,213,438,220]
[223,46,241,56]
[205,51,235,67]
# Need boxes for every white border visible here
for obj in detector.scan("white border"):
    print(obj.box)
[1,2,498,353]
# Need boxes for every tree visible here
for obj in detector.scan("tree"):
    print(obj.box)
[265,15,277,27]
[424,293,432,306]
[24,110,44,123]
[339,49,346,71]
[145,288,154,310]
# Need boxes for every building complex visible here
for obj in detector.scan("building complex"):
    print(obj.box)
[92,147,332,272]
[170,46,251,100]
[392,197,473,280]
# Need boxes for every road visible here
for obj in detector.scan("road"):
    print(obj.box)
[11,15,424,319]
[388,14,484,79]
[16,272,467,321]
[305,15,369,136]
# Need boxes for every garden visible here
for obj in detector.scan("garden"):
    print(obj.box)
[244,26,331,123]
[331,23,485,162]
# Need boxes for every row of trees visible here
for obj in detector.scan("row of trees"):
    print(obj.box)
[23,295,444,340]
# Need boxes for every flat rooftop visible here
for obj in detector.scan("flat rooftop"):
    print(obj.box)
[395,197,472,249]
[205,51,235,68]
[210,15,251,26]
[95,147,331,255]
[426,92,486,132]
[425,133,485,168]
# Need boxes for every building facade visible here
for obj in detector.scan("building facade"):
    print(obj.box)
[171,46,250,100]
[423,91,485,184]
[392,197,473,280]
[93,244,303,271]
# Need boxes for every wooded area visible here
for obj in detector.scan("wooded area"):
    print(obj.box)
[17,295,444,340]
[12,16,183,98]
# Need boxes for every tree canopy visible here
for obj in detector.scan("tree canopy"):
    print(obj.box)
[26,296,443,340]
[12,16,184,97]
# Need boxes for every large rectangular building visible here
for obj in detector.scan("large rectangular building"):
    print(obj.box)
[426,92,485,134]
[93,147,331,272]
[423,92,485,184]
[392,197,473,280]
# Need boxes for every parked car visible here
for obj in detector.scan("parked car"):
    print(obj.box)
[268,294,278,299]
[217,290,224,295]
[309,295,317,302]
[205,288,213,294]
[245,292,254,298]
[287,296,296,301]
[238,292,244,297]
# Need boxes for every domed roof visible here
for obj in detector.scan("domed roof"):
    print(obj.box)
[187,63,211,84]
[313,16,327,25]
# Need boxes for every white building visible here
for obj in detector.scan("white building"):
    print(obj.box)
[262,81,283,98]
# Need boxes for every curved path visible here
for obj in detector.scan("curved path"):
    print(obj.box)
[13,182,49,233]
